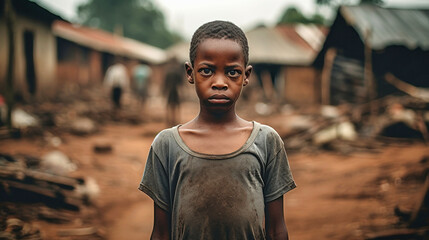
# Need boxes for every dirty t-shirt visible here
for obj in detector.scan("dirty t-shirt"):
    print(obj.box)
[138,121,296,240]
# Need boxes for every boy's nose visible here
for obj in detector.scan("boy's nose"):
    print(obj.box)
[211,75,228,90]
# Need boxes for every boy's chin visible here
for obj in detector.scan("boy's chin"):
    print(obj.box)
[202,102,234,112]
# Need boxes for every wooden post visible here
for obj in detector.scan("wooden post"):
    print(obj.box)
[364,28,377,118]
[4,0,15,130]
[321,48,336,105]
[261,70,274,102]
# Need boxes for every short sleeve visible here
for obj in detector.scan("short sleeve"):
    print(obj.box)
[263,141,296,203]
[138,146,170,211]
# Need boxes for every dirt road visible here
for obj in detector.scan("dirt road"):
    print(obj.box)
[1,102,428,240]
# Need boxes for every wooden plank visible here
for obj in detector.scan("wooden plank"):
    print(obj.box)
[1,180,82,209]
[365,227,429,240]
[38,206,74,223]
[0,165,82,188]
[56,227,98,237]
[2,179,57,198]
[321,48,336,105]
[409,175,429,228]
[384,73,429,102]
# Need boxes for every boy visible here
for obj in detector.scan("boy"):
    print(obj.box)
[139,20,296,240]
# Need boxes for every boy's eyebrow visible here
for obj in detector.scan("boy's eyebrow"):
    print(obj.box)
[197,62,215,68]
[197,62,216,69]
[196,62,244,69]
[225,64,242,69]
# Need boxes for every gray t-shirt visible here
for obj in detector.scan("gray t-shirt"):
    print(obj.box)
[139,121,296,240]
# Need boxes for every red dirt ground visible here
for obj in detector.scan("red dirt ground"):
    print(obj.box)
[1,100,428,240]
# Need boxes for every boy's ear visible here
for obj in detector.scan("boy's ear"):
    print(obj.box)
[184,62,194,84]
[243,65,253,86]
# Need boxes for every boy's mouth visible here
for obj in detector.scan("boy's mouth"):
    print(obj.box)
[208,94,231,104]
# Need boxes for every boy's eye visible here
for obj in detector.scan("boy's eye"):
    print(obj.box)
[198,68,213,76]
[227,70,241,78]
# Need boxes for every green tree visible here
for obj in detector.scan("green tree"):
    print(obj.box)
[316,0,384,6]
[360,0,383,4]
[277,6,325,25]
[311,14,326,25]
[77,0,180,49]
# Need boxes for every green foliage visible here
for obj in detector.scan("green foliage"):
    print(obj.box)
[277,7,326,25]
[360,0,384,4]
[77,0,180,49]
[311,14,326,25]
[316,0,384,6]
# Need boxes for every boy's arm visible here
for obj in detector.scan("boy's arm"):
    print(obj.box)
[151,203,170,240]
[265,196,289,240]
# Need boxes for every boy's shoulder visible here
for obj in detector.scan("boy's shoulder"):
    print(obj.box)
[150,126,179,151]
[152,126,177,145]
[149,126,181,159]
[256,122,282,140]
[253,122,285,153]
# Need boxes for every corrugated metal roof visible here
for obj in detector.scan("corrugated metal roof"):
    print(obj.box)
[52,20,166,64]
[295,24,328,51]
[276,24,328,53]
[341,5,429,50]
[247,27,314,65]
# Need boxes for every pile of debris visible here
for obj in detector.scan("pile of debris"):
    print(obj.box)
[5,102,107,138]
[0,152,101,239]
[0,152,98,210]
[0,87,146,140]
[0,217,43,240]
[281,94,429,154]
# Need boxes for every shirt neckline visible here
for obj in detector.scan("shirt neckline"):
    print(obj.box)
[172,121,260,160]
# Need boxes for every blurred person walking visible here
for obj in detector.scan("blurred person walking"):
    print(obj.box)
[104,60,129,110]
[163,58,183,126]
[132,63,152,110]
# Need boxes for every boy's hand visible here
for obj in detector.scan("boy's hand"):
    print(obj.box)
[265,196,289,240]
[151,203,170,240]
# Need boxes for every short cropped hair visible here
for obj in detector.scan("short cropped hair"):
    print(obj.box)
[189,20,249,67]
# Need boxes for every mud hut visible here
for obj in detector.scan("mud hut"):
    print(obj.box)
[0,0,63,101]
[52,21,167,93]
[247,25,327,105]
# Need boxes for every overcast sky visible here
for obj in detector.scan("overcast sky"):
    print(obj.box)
[35,0,429,40]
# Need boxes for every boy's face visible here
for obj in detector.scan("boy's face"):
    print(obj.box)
[185,38,252,112]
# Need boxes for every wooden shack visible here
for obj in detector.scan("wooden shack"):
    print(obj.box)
[314,5,429,105]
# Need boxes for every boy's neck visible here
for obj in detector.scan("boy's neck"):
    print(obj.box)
[196,106,241,127]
